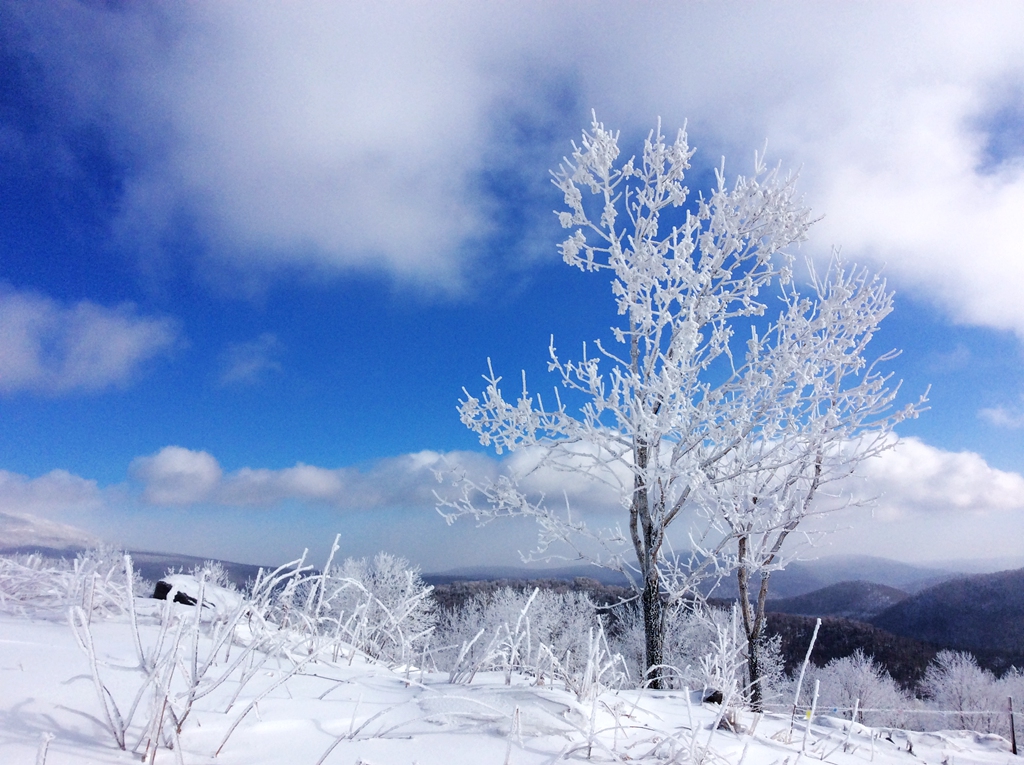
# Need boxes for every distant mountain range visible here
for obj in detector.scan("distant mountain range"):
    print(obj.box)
[760,567,1024,677]
[766,612,940,688]
[869,567,1024,671]
[707,555,958,599]
[767,580,910,622]
[426,555,960,597]
[747,566,1024,666]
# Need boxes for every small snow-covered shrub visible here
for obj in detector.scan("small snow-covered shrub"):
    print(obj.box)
[434,586,626,694]
[316,552,435,665]
[799,650,911,727]
[994,667,1024,738]
[752,631,786,703]
[186,559,237,590]
[998,666,1024,708]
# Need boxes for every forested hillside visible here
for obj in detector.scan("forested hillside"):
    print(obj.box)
[871,567,1024,671]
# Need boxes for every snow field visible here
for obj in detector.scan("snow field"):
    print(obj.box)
[0,550,1020,764]
[1,607,1019,765]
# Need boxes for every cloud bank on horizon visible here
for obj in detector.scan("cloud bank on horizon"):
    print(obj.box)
[5,1,1024,330]
[2,438,1022,569]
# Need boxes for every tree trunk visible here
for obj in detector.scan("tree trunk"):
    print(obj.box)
[745,630,761,708]
[642,569,665,689]
[736,535,771,711]
[746,621,764,710]
[631,438,666,689]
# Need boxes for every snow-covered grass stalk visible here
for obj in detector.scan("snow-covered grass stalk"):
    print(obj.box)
[544,623,628,701]
[0,547,140,618]
[801,678,820,753]
[788,616,821,740]
[698,605,748,708]
[501,587,538,685]
[35,732,54,765]
[214,652,317,756]
[448,626,505,685]
[68,604,130,750]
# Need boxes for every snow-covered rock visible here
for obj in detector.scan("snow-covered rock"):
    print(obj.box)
[152,573,245,615]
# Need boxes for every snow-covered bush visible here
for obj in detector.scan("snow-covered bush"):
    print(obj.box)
[998,666,1024,706]
[995,667,1024,738]
[316,552,435,665]
[920,650,1002,732]
[434,586,626,695]
[165,561,237,593]
[609,601,785,702]
[798,650,911,727]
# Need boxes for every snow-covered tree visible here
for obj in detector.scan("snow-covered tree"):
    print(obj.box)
[441,118,922,689]
[921,650,1000,731]
[803,650,910,727]
[698,257,925,707]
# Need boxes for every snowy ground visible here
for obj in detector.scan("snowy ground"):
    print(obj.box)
[0,605,1018,765]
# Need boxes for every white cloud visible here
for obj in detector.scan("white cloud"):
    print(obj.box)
[10,1,500,292]
[125,443,618,515]
[11,1,1024,325]
[979,405,1024,429]
[813,436,1024,563]
[855,436,1024,518]
[0,286,179,394]
[555,3,1024,335]
[0,469,105,516]
[130,446,459,510]
[220,333,282,385]
[130,446,223,506]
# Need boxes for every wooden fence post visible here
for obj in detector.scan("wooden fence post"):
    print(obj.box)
[1010,696,1018,756]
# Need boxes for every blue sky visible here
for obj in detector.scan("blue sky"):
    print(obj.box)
[1,2,1023,571]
